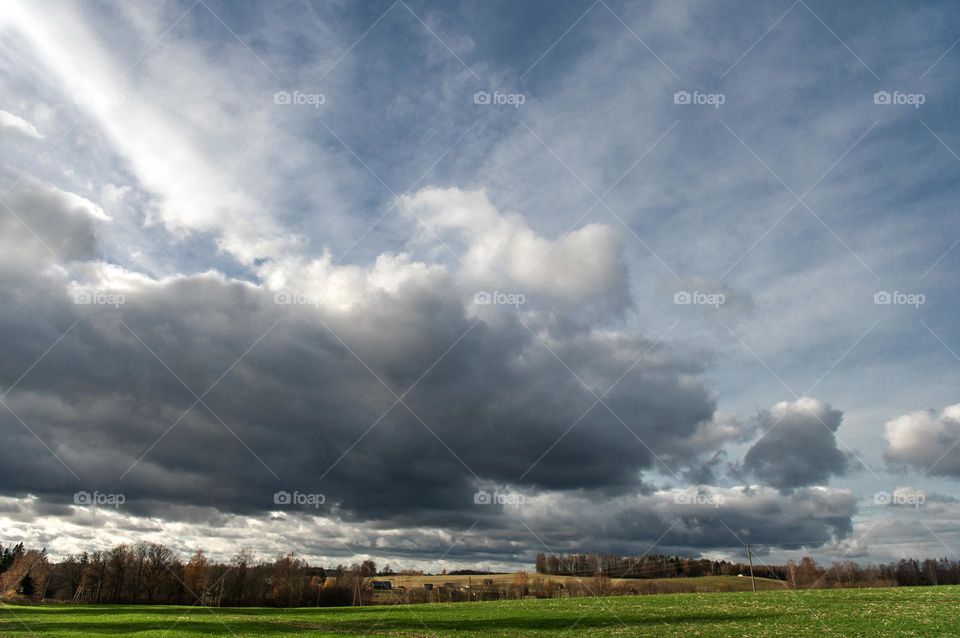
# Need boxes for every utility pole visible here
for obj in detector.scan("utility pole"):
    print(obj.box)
[746,545,757,592]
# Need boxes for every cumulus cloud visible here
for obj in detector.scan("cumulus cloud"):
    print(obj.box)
[740,398,856,491]
[0,177,108,263]
[0,109,43,140]
[884,404,960,477]
[401,188,630,313]
[0,179,760,547]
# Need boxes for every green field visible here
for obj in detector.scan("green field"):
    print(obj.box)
[373,573,788,592]
[2,586,958,636]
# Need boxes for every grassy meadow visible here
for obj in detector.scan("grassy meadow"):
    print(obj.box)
[2,584,958,636]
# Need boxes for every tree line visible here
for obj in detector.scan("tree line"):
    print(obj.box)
[534,551,960,589]
[5,540,960,607]
[0,541,379,607]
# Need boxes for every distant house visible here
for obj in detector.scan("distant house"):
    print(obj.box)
[422,583,433,590]
[371,581,392,590]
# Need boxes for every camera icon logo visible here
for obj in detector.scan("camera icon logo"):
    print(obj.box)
[274,91,292,105]
[274,490,292,505]
[473,291,492,305]
[874,491,891,505]
[73,491,91,505]
[673,291,692,305]
[473,91,491,105]
[873,91,891,105]
[73,290,92,304]
[673,91,691,105]
[473,490,492,505]
[274,292,291,304]
[874,291,892,305]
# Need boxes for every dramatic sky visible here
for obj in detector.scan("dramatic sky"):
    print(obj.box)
[1,0,959,571]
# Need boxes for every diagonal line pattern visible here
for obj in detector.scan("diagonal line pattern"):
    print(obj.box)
[719,119,880,279]
[335,119,480,266]
[0,199,64,263]
[921,520,960,559]
[797,0,879,80]
[597,0,680,80]
[521,1,600,80]
[721,0,877,80]
[316,317,483,481]
[119,321,279,479]
[317,118,482,279]
[917,321,960,478]
[0,398,80,480]
[517,119,680,283]
[196,0,281,80]
[721,0,800,79]
[520,120,684,282]
[335,528,476,634]
[398,0,481,82]
[918,122,960,278]
[119,318,281,480]
[158,561,238,637]
[720,317,882,481]
[0,601,42,638]
[0,0,203,203]
[2,321,79,400]
[133,121,279,266]
[318,0,401,82]
[0,320,83,479]
[920,36,960,79]
[519,321,679,480]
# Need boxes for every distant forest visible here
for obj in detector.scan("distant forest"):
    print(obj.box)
[2,541,960,607]
[534,551,960,589]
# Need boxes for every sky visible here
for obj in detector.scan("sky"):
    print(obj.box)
[0,0,959,572]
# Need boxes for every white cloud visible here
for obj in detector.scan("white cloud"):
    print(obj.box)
[5,0,298,265]
[401,187,629,309]
[0,109,43,139]
[885,404,960,477]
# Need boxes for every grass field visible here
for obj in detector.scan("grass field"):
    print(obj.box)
[374,573,788,593]
[2,585,958,636]
[374,574,786,602]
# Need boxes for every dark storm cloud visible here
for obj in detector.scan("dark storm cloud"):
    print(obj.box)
[740,398,855,491]
[0,178,754,535]
[0,177,862,561]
